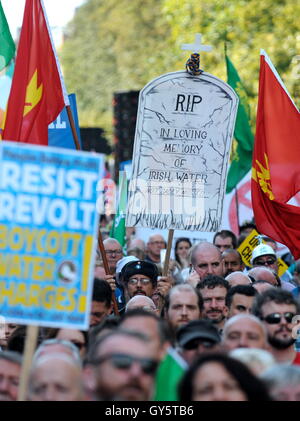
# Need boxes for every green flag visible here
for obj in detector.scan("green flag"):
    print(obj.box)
[225,51,254,193]
[109,171,127,248]
[0,1,15,71]
[153,347,187,401]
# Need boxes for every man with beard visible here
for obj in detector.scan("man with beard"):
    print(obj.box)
[121,260,158,299]
[85,329,159,401]
[164,284,203,337]
[252,289,300,364]
[196,275,230,333]
[0,351,22,401]
[121,260,172,313]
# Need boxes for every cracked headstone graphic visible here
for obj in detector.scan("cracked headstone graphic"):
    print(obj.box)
[127,70,238,231]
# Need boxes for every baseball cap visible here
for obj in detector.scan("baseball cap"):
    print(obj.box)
[121,260,158,285]
[176,320,221,348]
[251,244,276,265]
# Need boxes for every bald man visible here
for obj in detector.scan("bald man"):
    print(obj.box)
[222,314,268,351]
[28,353,84,401]
[247,267,279,286]
[225,271,251,287]
[248,266,295,292]
[187,242,224,287]
[128,238,146,251]
[125,295,158,314]
[252,280,275,294]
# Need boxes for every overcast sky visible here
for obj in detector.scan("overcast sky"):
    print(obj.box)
[2,0,85,39]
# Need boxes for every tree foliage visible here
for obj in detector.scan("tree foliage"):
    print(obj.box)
[61,0,300,137]
[61,0,171,135]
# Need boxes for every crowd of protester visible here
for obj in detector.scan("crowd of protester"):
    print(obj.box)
[1,221,300,401]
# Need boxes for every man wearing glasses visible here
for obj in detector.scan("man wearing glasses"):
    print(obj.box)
[103,238,124,275]
[252,289,300,364]
[250,244,295,291]
[85,329,159,401]
[251,244,278,272]
[176,319,221,366]
[145,234,166,264]
[121,260,159,299]
[120,260,172,313]
[102,238,125,309]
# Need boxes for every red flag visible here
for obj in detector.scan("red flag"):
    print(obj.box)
[2,0,68,145]
[251,50,300,259]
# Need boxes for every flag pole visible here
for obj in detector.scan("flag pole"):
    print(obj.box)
[66,105,81,150]
[153,228,173,314]
[42,0,81,151]
[17,325,39,401]
[163,229,174,276]
[235,187,240,228]
[97,231,119,315]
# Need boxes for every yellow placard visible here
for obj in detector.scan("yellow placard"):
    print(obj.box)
[237,229,288,276]
[237,229,260,267]
[277,258,289,278]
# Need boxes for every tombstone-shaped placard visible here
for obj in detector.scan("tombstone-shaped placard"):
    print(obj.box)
[126,70,238,231]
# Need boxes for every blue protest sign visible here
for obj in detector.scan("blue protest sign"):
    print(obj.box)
[0,142,104,329]
[48,93,82,149]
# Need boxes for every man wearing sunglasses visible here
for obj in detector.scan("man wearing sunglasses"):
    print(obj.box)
[251,244,278,273]
[250,244,295,291]
[176,319,221,365]
[85,329,159,401]
[252,289,300,364]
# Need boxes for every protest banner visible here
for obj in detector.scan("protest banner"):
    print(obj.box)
[126,34,238,275]
[0,141,104,330]
[126,35,238,233]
